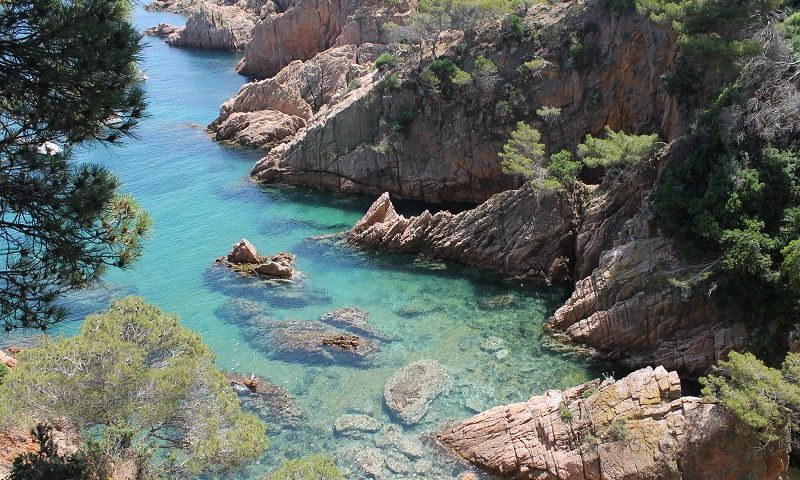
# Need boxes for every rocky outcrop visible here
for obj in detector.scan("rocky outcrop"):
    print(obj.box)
[235,0,691,203]
[438,366,789,480]
[384,359,449,425]
[0,422,81,478]
[319,307,386,340]
[210,44,384,148]
[347,184,579,282]
[165,3,256,50]
[226,373,303,429]
[216,238,296,279]
[144,23,183,38]
[0,349,17,368]
[236,0,413,78]
[547,236,750,377]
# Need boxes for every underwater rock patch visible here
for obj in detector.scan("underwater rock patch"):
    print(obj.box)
[319,307,388,340]
[226,373,303,429]
[384,359,449,426]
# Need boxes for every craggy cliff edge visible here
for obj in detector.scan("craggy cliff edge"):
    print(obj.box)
[205,0,686,203]
[438,366,788,479]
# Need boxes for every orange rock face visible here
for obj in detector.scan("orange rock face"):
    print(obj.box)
[439,367,788,480]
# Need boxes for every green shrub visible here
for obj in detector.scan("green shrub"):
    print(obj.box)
[499,122,545,177]
[473,55,497,75]
[536,105,561,124]
[516,58,548,78]
[1,297,268,479]
[266,455,343,480]
[608,419,628,443]
[0,363,7,385]
[345,78,361,93]
[577,127,660,170]
[374,52,398,69]
[544,150,581,190]
[559,404,573,420]
[701,351,800,446]
[502,14,526,42]
[383,74,402,91]
[496,100,512,117]
[452,69,473,87]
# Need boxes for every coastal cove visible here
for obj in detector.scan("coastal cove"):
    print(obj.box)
[0,6,601,479]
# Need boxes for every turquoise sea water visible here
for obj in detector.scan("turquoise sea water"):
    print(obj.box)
[4,7,600,479]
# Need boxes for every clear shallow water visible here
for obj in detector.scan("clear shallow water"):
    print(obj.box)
[4,8,600,479]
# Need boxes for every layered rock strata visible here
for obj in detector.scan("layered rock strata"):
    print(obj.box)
[226,0,688,203]
[236,0,414,78]
[347,185,579,282]
[165,3,256,50]
[438,366,789,480]
[547,236,749,377]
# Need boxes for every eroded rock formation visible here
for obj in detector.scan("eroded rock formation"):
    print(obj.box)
[547,237,749,377]
[347,185,579,282]
[216,238,296,279]
[237,0,413,77]
[224,0,693,203]
[438,366,789,480]
[165,3,256,50]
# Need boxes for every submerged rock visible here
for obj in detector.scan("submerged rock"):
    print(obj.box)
[439,366,789,480]
[319,307,386,339]
[384,359,449,426]
[332,414,381,437]
[268,320,379,364]
[226,373,303,428]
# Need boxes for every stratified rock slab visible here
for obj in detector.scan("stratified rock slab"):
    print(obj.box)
[438,366,789,480]
[384,359,449,425]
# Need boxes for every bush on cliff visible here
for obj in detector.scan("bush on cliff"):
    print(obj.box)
[701,351,800,446]
[0,297,268,479]
[577,127,661,172]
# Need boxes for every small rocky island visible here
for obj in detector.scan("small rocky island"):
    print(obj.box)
[216,238,295,279]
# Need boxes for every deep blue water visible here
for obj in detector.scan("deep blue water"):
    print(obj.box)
[4,8,599,478]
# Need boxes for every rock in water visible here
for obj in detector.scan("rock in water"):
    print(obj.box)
[333,414,381,437]
[438,366,789,480]
[268,320,379,364]
[384,360,449,425]
[225,373,303,429]
[319,307,385,339]
[227,238,261,264]
[347,185,579,283]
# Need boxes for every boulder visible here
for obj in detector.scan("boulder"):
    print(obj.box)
[0,350,17,368]
[268,320,379,364]
[226,373,303,428]
[255,258,293,278]
[144,23,183,37]
[227,238,261,264]
[384,359,449,425]
[438,366,789,480]
[333,414,381,437]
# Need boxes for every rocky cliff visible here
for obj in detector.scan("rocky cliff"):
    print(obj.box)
[208,0,688,203]
[166,3,256,50]
[347,139,751,376]
[438,366,789,480]
[236,0,414,77]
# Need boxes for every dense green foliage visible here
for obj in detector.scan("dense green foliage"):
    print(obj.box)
[701,351,800,446]
[500,123,659,189]
[656,10,800,325]
[266,455,343,480]
[374,52,398,69]
[577,127,661,170]
[0,0,151,330]
[636,0,784,67]
[1,297,267,478]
